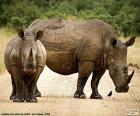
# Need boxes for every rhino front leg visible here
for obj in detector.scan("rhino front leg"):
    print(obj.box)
[74,61,94,99]
[11,66,26,102]
[90,69,105,99]
[26,67,42,102]
[26,80,38,102]
[10,76,16,100]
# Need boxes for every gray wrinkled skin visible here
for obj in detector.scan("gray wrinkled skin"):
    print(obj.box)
[4,30,46,102]
[12,19,136,99]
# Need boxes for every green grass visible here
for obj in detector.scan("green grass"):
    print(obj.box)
[0,28,15,73]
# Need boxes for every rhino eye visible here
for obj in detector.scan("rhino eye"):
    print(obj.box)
[114,67,118,72]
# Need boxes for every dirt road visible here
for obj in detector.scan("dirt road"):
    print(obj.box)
[0,66,140,116]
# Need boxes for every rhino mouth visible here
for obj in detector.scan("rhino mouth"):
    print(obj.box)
[23,68,36,74]
[23,64,36,74]
[115,85,129,93]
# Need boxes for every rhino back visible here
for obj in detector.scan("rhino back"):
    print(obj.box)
[40,21,87,74]
[24,19,118,74]
[27,19,118,59]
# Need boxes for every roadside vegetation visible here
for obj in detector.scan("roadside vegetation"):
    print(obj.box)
[0,0,140,36]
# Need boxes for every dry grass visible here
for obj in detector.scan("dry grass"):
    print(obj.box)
[0,28,15,73]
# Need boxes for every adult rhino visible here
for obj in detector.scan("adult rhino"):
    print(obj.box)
[24,19,135,99]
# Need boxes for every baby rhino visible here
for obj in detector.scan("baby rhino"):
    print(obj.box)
[4,29,46,102]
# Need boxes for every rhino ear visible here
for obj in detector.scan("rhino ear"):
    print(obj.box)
[18,29,24,40]
[35,31,44,41]
[125,36,136,47]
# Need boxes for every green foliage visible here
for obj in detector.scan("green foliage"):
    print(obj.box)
[0,0,139,36]
[45,1,77,19]
[73,0,95,11]
[0,0,42,29]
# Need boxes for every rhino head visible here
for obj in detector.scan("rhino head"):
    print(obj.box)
[18,29,43,75]
[107,37,135,93]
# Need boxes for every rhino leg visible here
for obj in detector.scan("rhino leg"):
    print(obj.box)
[11,66,26,102]
[26,67,42,102]
[35,85,41,97]
[74,61,94,99]
[90,69,105,99]
[26,80,37,102]
[26,78,38,102]
[10,76,16,100]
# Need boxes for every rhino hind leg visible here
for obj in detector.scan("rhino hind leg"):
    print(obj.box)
[74,61,94,99]
[35,85,41,97]
[90,69,105,99]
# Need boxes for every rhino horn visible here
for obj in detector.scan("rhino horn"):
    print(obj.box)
[127,70,134,84]
[29,48,33,57]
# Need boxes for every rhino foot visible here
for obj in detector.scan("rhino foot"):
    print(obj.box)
[90,93,103,99]
[13,96,25,102]
[35,92,41,97]
[74,91,86,99]
[10,95,16,100]
[26,96,37,102]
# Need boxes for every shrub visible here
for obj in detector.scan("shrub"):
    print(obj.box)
[0,1,42,29]
[73,0,95,11]
[45,1,77,19]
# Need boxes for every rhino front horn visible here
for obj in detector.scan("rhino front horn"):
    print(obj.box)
[29,48,33,57]
[127,70,134,84]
